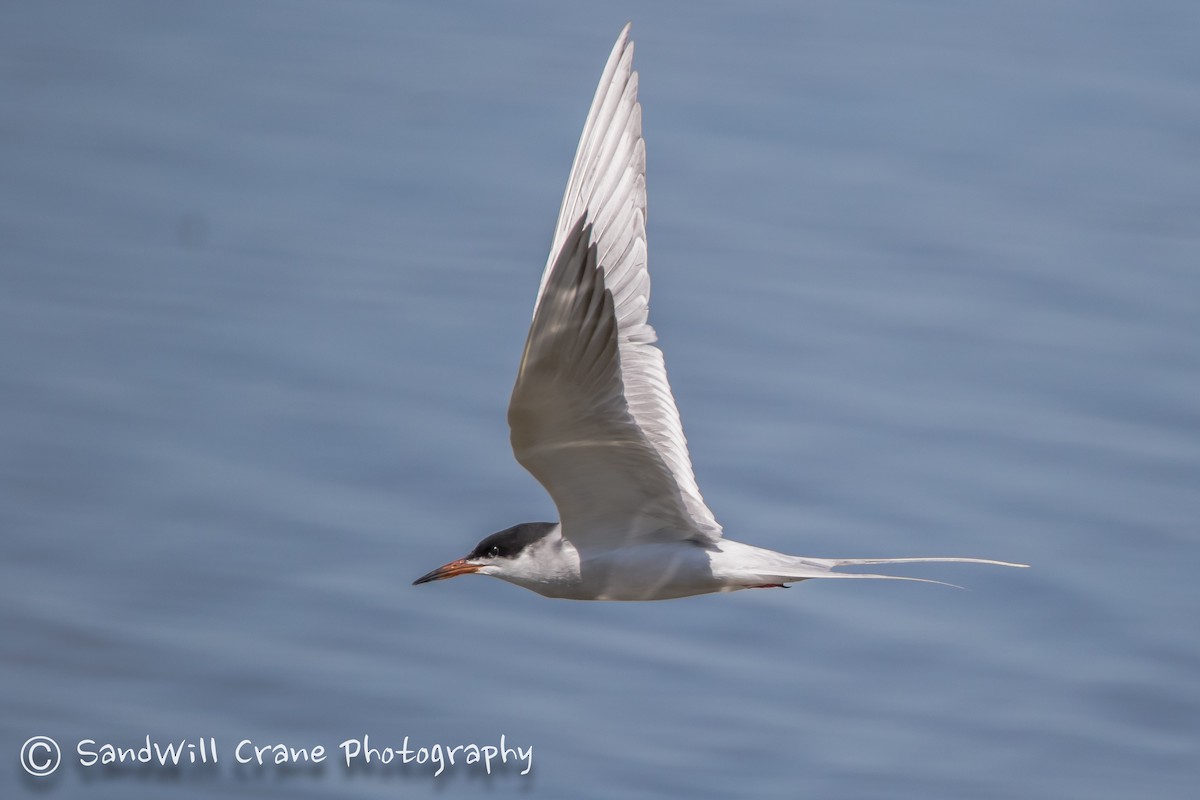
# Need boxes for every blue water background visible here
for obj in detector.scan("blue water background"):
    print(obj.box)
[2,1,1198,798]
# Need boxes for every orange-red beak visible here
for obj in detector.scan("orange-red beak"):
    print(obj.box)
[412,558,481,585]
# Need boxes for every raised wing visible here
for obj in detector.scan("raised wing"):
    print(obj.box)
[507,25,722,550]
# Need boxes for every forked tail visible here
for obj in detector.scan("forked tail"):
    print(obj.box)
[771,555,1029,589]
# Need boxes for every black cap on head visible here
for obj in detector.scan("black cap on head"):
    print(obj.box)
[468,522,557,561]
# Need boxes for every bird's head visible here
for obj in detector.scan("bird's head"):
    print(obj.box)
[413,522,561,587]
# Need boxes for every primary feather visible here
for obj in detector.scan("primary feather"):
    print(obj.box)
[509,24,721,551]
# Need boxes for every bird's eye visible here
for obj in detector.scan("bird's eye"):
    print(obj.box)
[488,545,501,558]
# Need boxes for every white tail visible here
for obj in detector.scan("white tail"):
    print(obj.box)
[766,555,1029,589]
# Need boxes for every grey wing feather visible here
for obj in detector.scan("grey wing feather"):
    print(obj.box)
[509,24,721,548]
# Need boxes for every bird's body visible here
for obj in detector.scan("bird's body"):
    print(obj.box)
[414,24,1026,601]
[473,524,770,602]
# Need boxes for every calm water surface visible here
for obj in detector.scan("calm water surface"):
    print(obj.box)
[2,2,1198,798]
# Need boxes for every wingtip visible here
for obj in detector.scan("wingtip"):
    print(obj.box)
[615,22,634,55]
[619,23,638,58]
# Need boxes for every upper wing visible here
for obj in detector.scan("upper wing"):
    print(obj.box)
[507,25,721,550]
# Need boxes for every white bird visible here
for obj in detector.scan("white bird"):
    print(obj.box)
[414,24,1027,601]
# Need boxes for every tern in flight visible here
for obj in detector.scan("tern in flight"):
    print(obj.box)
[414,24,1027,601]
